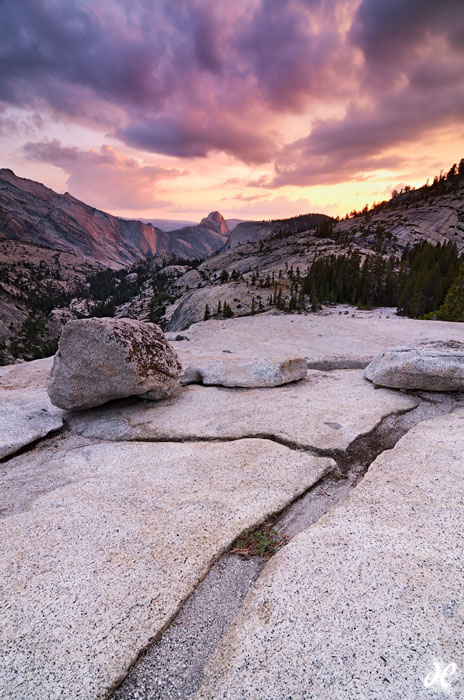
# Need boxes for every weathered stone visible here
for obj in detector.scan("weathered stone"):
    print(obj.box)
[0,389,63,459]
[195,410,464,700]
[0,438,333,700]
[0,356,53,391]
[365,340,464,391]
[172,312,464,371]
[69,370,418,453]
[47,317,183,410]
[181,356,307,387]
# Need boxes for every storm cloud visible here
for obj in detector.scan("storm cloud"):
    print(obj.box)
[1,0,463,185]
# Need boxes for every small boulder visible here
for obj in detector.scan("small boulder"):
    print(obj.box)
[48,318,183,410]
[364,340,464,391]
[181,356,307,388]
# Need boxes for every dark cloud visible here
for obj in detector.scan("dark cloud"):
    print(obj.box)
[119,114,276,162]
[269,0,464,186]
[24,139,182,209]
[237,0,354,110]
[1,0,463,181]
[0,0,352,163]
[350,0,464,67]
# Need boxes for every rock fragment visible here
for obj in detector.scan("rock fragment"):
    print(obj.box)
[181,356,308,387]
[365,340,464,391]
[47,317,183,410]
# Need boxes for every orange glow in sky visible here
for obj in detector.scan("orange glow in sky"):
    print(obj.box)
[1,0,463,223]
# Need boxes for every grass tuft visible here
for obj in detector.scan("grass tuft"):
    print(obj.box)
[231,523,288,560]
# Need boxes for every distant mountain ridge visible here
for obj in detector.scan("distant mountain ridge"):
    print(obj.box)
[226,212,331,249]
[2,161,463,364]
[0,170,230,268]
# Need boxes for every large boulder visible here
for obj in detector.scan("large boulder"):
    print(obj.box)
[364,340,464,391]
[181,356,308,387]
[47,318,183,410]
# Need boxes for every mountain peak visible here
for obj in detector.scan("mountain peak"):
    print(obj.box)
[0,168,16,177]
[200,211,229,235]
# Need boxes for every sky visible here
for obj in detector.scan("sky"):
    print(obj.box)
[1,0,463,222]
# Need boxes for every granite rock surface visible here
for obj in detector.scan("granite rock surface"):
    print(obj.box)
[0,389,63,459]
[171,311,464,370]
[0,438,333,700]
[195,410,464,700]
[69,370,418,453]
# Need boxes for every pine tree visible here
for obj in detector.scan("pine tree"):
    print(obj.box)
[203,304,210,321]
[424,263,464,321]
[223,302,234,318]
[310,281,320,311]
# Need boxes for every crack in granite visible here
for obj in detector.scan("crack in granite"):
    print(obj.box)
[110,395,463,700]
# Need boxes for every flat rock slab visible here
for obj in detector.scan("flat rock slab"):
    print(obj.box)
[0,438,333,700]
[172,311,464,369]
[0,356,53,391]
[195,410,464,700]
[70,371,418,453]
[181,356,307,387]
[365,340,464,391]
[0,389,63,459]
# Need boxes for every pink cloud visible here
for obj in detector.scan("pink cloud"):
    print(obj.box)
[1,0,463,188]
[24,140,185,209]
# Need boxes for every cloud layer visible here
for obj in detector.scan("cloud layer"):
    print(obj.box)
[1,0,463,189]
[24,140,183,209]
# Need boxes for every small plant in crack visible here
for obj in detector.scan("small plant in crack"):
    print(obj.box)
[231,523,288,559]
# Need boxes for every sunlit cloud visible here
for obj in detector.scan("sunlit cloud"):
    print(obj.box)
[0,0,463,219]
[24,140,185,210]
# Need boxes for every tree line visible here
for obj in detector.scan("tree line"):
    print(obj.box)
[301,241,461,318]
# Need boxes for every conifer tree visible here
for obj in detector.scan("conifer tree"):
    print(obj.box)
[424,263,464,321]
[310,281,320,311]
[223,302,234,318]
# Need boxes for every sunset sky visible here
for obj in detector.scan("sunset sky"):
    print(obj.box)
[1,0,463,222]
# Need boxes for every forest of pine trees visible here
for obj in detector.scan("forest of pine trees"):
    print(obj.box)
[300,241,461,317]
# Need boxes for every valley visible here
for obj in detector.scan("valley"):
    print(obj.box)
[0,163,463,365]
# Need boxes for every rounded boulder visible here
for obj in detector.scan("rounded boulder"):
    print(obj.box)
[48,318,183,410]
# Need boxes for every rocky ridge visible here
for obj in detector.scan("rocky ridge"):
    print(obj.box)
[134,180,463,332]
[0,169,234,358]
[159,176,463,331]
[0,170,231,268]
